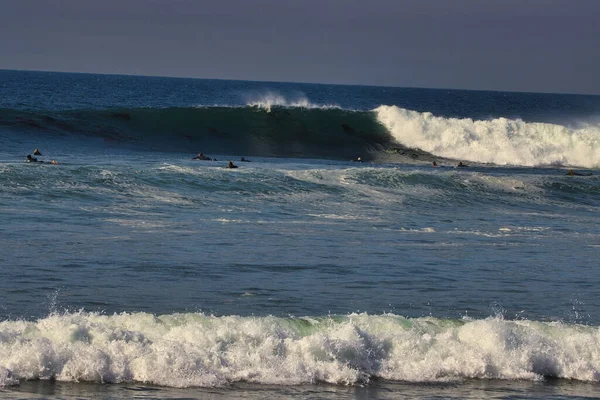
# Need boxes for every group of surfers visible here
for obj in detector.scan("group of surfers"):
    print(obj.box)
[24,148,592,176]
[430,160,591,175]
[356,156,590,175]
[192,152,251,169]
[355,156,469,169]
[431,160,468,168]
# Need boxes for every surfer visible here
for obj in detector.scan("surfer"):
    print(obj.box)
[432,161,438,167]
[353,156,362,162]
[457,162,468,167]
[566,169,591,176]
[33,148,41,156]
[192,152,212,161]
[226,161,238,169]
[25,154,59,164]
[240,157,251,162]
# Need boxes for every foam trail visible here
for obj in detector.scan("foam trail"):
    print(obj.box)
[376,106,600,168]
[1,312,599,388]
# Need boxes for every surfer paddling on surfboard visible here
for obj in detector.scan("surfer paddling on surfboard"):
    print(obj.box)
[192,152,212,161]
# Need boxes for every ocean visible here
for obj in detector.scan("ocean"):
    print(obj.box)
[0,69,599,399]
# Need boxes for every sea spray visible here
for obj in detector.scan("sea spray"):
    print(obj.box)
[243,91,341,112]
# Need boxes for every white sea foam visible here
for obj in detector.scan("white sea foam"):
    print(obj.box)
[0,312,599,388]
[375,106,600,168]
[244,91,340,112]
[398,227,436,233]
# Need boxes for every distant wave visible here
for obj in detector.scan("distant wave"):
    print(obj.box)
[376,106,600,168]
[0,312,598,388]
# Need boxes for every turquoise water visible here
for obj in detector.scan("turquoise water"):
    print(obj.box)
[1,70,600,398]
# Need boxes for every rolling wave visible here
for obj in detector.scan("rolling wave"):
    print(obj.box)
[0,106,392,159]
[2,104,599,167]
[376,106,600,168]
[0,312,598,388]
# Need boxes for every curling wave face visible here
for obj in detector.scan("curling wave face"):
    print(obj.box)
[0,106,392,159]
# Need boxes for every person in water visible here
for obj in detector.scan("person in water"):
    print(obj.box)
[192,152,212,160]
[227,161,238,169]
[566,169,591,176]
[33,148,42,156]
[25,154,59,164]
[240,157,251,162]
[457,162,468,167]
[432,161,438,167]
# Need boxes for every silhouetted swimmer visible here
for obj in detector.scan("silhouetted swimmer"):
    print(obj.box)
[341,123,355,134]
[227,161,238,169]
[240,157,251,162]
[25,154,59,164]
[192,152,212,161]
[33,148,41,156]
[111,112,131,121]
[432,161,437,167]
[567,169,591,176]
[457,162,469,167]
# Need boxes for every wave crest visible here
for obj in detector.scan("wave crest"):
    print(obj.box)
[243,91,341,112]
[375,105,600,168]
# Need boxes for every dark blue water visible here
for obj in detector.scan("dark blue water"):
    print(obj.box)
[1,70,599,398]
[3,69,600,118]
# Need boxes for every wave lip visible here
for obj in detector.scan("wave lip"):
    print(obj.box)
[0,312,599,388]
[375,105,600,168]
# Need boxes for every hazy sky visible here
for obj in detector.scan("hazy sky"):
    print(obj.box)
[1,0,599,94]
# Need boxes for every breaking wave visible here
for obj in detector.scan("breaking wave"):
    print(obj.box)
[0,312,599,388]
[2,103,599,167]
[376,106,600,168]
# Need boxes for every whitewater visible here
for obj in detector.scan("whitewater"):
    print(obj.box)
[1,70,600,399]
[376,106,600,168]
[1,312,599,388]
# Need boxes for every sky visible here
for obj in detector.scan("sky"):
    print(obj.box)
[1,0,599,95]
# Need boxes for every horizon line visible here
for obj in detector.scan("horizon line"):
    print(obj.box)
[1,67,599,98]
